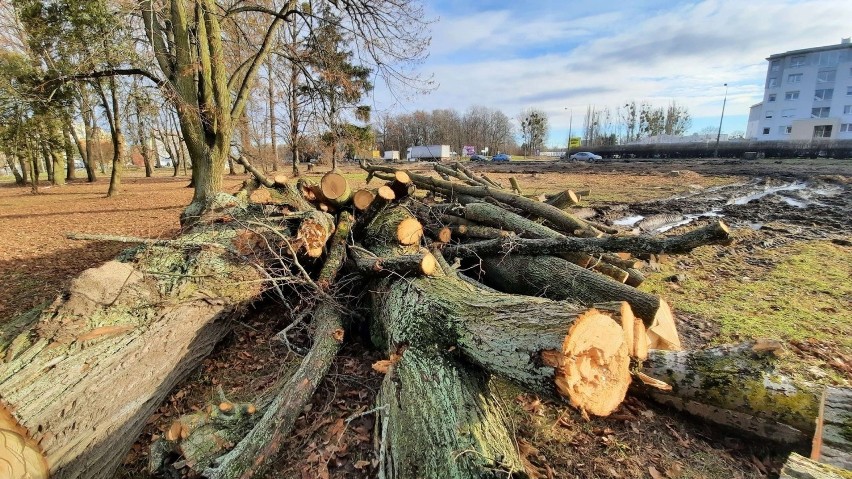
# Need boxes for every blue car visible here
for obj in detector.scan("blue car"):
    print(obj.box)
[491,153,510,162]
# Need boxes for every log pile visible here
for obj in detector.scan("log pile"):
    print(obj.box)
[3,159,843,479]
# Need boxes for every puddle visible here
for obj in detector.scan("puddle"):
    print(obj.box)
[655,210,723,233]
[614,215,644,227]
[726,181,808,205]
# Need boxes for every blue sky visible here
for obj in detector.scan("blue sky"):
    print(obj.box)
[369,0,852,146]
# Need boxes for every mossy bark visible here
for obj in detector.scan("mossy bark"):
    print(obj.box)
[371,271,602,396]
[641,343,820,445]
[375,349,525,479]
[477,254,663,326]
[812,387,852,470]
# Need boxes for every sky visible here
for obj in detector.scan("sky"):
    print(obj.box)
[368,0,852,147]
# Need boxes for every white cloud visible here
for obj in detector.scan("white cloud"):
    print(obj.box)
[371,0,852,141]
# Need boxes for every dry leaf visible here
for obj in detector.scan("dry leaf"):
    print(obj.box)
[649,466,664,479]
[372,360,392,374]
[354,460,371,470]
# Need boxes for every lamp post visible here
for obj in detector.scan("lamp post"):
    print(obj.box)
[713,83,728,158]
[564,107,573,156]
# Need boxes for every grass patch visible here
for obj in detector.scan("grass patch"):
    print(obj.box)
[644,240,852,349]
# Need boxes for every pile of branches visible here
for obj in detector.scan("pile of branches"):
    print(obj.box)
[1,159,834,479]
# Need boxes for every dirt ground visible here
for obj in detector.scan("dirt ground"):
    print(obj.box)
[1,157,850,479]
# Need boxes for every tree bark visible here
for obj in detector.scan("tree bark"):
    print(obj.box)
[374,348,525,479]
[640,342,820,445]
[474,254,681,350]
[0,211,265,478]
[0,192,296,478]
[369,266,631,416]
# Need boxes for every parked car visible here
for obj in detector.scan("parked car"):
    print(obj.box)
[470,154,488,162]
[569,151,602,162]
[491,153,510,162]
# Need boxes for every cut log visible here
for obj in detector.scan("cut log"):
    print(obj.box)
[546,189,580,209]
[352,189,376,211]
[475,254,681,350]
[0,203,265,478]
[442,220,732,258]
[590,261,629,283]
[352,185,395,239]
[811,387,852,470]
[387,170,415,200]
[350,248,438,277]
[361,162,599,236]
[449,224,514,239]
[640,342,820,444]
[375,348,525,479]
[363,207,423,257]
[509,177,523,195]
[625,267,646,287]
[436,226,452,243]
[319,171,352,207]
[779,453,852,479]
[295,210,336,258]
[317,212,354,290]
[370,267,631,416]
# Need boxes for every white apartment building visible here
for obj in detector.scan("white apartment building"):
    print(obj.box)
[747,39,852,141]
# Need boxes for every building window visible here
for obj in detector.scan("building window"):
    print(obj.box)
[770,61,780,72]
[788,73,803,83]
[768,78,778,88]
[768,94,777,102]
[847,86,852,96]
[765,111,774,119]
[785,91,800,100]
[817,70,836,83]
[762,128,770,135]
[844,105,852,114]
[790,55,806,67]
[781,109,796,117]
[814,89,833,101]
[779,126,792,135]
[841,123,852,132]
[811,107,830,118]
[817,51,840,67]
[813,125,832,138]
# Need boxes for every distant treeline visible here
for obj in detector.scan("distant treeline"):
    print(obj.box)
[588,140,852,159]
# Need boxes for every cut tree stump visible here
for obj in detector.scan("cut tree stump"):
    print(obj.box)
[640,342,820,444]
[0,196,265,479]
[811,387,852,470]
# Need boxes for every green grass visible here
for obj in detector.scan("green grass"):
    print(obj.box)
[644,240,852,349]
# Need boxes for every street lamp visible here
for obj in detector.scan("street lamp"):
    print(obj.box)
[713,83,728,158]
[564,107,573,155]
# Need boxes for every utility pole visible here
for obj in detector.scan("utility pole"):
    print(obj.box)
[713,83,728,158]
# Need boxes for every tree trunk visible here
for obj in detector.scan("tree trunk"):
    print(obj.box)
[41,143,54,183]
[640,342,820,445]
[374,348,525,479]
[63,121,77,181]
[475,254,680,350]
[370,268,631,417]
[0,209,265,479]
[17,154,28,185]
[79,96,98,182]
[267,55,278,172]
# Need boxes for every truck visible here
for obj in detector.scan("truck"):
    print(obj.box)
[406,145,450,162]
[383,150,400,162]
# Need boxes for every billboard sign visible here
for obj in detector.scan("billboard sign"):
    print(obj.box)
[463,145,476,156]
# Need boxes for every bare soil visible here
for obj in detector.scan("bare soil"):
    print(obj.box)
[1,157,849,479]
